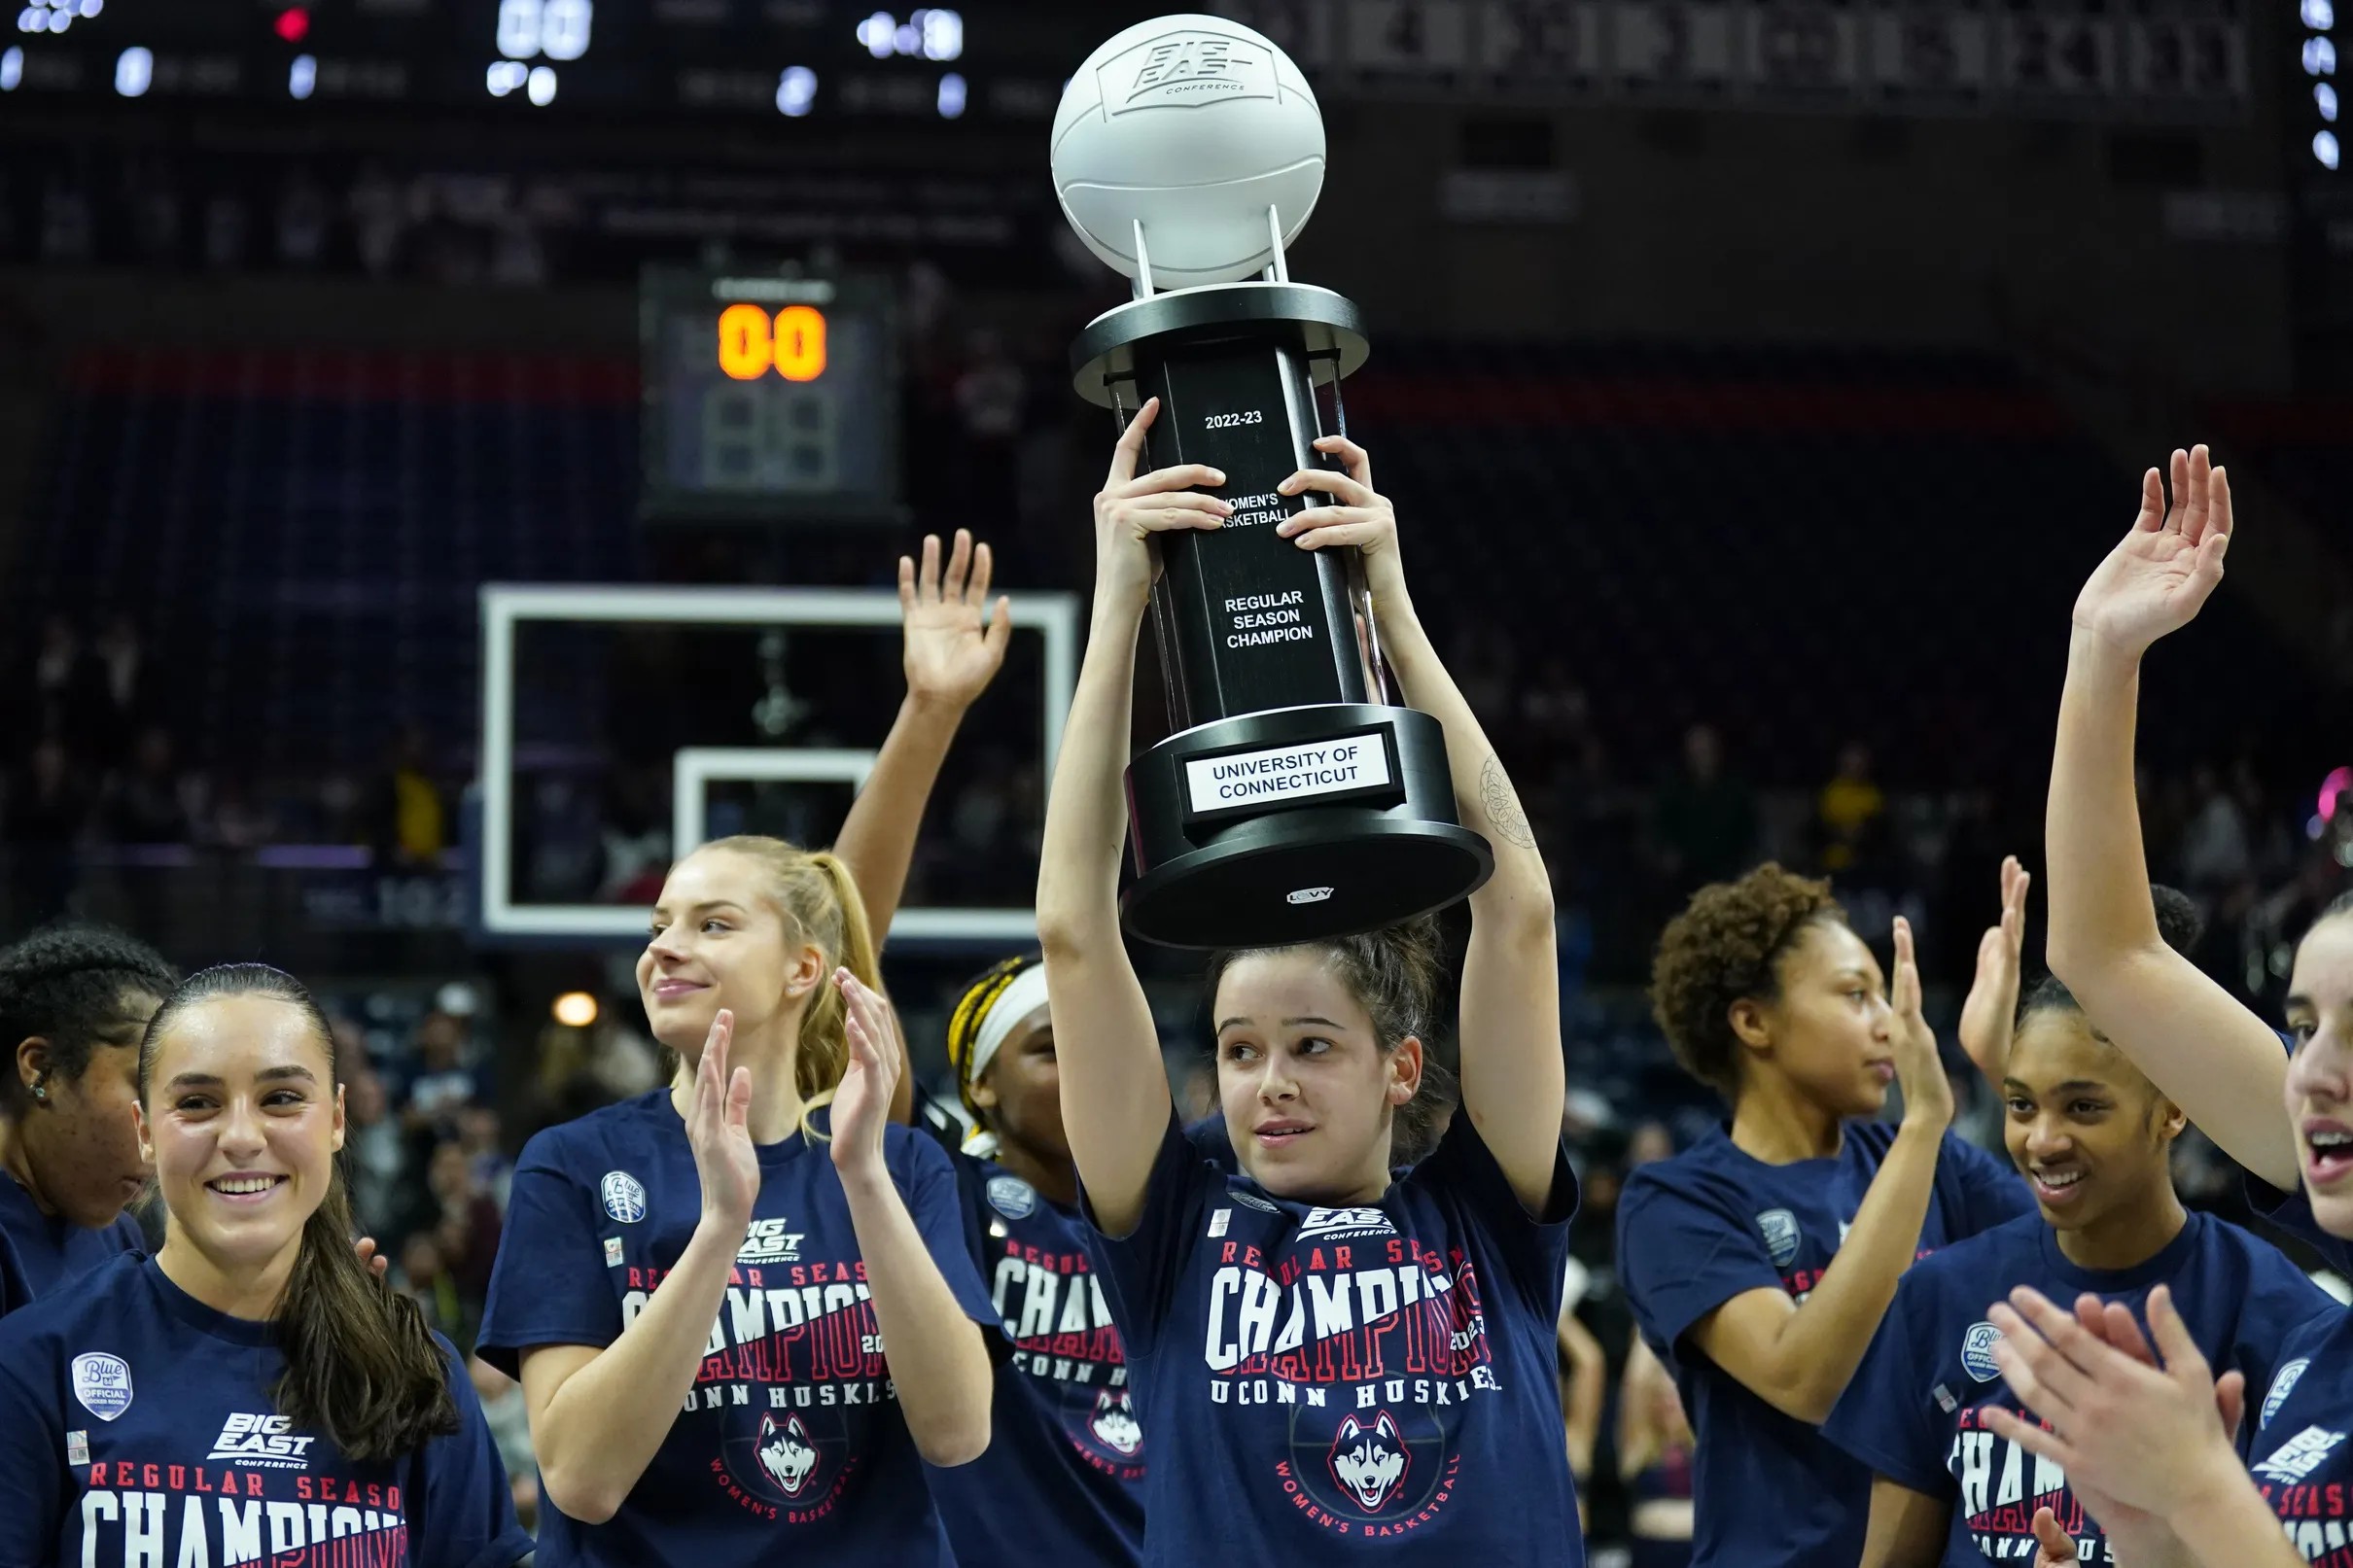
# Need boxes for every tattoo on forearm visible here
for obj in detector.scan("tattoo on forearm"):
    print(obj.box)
[1479,755,1537,850]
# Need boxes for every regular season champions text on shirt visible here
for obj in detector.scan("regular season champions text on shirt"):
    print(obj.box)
[0,1255,529,1568]
[478,1093,995,1568]
[2241,1186,2353,1564]
[926,1157,1147,1568]
[1825,1210,2329,1567]
[1087,1112,1585,1564]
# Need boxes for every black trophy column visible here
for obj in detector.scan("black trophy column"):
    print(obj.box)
[1071,284,1492,949]
[1130,333,1368,730]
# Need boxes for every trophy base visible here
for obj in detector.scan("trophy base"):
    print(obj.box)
[1120,704,1494,949]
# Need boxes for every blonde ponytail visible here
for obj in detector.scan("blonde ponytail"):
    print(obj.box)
[698,837,882,1141]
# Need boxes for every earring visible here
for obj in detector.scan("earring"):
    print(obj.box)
[28,1075,47,1102]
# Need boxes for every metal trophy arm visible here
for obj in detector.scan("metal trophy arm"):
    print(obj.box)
[1059,17,1490,948]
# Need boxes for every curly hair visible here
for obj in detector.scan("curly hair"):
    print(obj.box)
[1206,915,1457,1163]
[1649,864,1845,1102]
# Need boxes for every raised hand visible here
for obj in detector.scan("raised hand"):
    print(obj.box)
[898,528,1013,711]
[1890,917,1955,1131]
[2073,445,2233,656]
[1956,855,2032,1086]
[828,969,903,1177]
[1092,397,1230,610]
[1983,1284,2242,1520]
[1277,434,1408,614]
[686,1009,758,1228]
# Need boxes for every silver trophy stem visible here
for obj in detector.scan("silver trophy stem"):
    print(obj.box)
[1131,219,1157,299]
[1263,203,1289,284]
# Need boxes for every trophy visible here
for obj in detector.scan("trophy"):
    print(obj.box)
[1053,14,1493,950]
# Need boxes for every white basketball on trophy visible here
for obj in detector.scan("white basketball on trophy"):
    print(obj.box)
[1050,14,1324,290]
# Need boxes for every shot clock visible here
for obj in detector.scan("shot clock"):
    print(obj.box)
[638,267,901,522]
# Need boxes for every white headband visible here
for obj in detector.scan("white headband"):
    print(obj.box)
[967,963,1052,1090]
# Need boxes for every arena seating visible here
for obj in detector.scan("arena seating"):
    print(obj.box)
[17,339,2306,794]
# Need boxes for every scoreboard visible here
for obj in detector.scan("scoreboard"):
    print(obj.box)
[639,267,900,522]
[0,0,1155,120]
[1211,0,2250,123]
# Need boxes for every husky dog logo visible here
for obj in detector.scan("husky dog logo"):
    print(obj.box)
[756,1412,820,1497]
[1327,1410,1410,1512]
[1089,1390,1142,1456]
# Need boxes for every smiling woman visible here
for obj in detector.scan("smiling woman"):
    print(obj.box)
[1616,864,2037,1568]
[475,530,1011,1568]
[1036,411,1582,1566]
[0,962,532,1568]
[1820,884,2331,1568]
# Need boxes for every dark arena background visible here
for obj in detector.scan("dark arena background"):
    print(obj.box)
[2,1,2350,1560]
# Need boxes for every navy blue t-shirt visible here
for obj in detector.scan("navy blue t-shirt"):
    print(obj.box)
[1615,1121,2033,1568]
[477,1090,997,1568]
[0,1172,146,1318]
[1085,1109,1583,1564]
[0,1253,528,1568]
[1825,1209,2329,1565]
[2237,1183,2353,1563]
[926,1151,1145,1568]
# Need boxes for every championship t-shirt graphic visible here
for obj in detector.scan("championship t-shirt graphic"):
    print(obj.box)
[1824,1210,2330,1566]
[927,1155,1147,1568]
[1617,1120,2037,1568]
[1086,1111,1583,1564]
[0,1255,530,1568]
[478,1093,995,1568]
[2242,1185,2353,1564]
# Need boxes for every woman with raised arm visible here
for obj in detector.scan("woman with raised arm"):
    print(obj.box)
[1614,859,2036,1568]
[474,534,1008,1568]
[1037,397,1581,1564]
[0,963,531,1567]
[1949,447,2353,1568]
[922,954,1146,1568]
[1823,886,2327,1568]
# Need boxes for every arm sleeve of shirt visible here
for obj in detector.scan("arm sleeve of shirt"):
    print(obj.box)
[2246,1175,2353,1277]
[0,1354,65,1561]
[1820,1278,1951,1496]
[892,1129,999,1327]
[1945,1132,2036,1236]
[1615,1168,1785,1363]
[1080,1114,1212,1356]
[474,1133,623,1379]
[1411,1110,1579,1317]
[414,1338,536,1568]
[2227,1228,2338,1442]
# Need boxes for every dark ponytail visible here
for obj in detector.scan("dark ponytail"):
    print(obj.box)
[1206,915,1456,1163]
[139,963,458,1463]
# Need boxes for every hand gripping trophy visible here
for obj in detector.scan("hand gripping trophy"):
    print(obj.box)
[1053,14,1493,949]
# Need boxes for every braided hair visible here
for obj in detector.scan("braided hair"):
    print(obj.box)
[945,954,1044,1132]
[0,922,177,1116]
